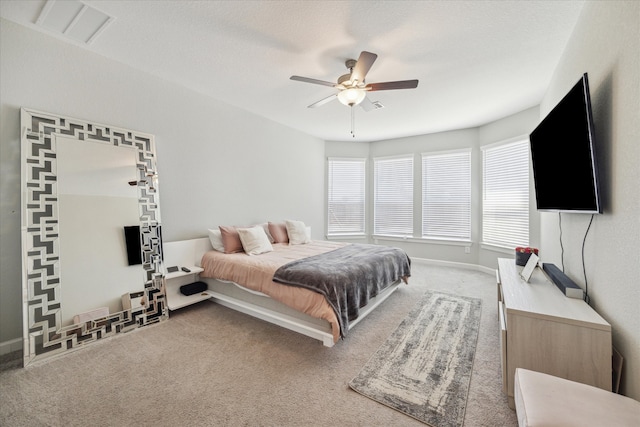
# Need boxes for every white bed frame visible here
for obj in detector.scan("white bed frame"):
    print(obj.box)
[162,238,403,347]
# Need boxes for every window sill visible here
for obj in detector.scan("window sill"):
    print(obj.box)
[372,235,471,247]
[480,243,515,254]
[326,234,367,241]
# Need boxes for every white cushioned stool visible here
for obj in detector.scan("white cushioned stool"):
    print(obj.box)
[514,368,640,427]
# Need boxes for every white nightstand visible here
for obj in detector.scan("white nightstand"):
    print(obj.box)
[164,266,208,310]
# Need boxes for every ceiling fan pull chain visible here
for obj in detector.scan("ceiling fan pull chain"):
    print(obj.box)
[351,105,356,138]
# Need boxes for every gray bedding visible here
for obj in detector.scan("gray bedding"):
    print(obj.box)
[272,243,411,338]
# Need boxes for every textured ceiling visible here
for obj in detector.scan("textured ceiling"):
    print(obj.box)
[0,0,585,142]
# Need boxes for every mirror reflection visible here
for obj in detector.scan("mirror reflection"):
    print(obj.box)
[56,136,143,326]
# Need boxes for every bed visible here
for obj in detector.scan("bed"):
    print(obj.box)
[197,229,411,346]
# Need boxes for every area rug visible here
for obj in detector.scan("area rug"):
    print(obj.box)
[349,291,482,427]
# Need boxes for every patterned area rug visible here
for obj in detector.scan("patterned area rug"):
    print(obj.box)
[349,291,482,427]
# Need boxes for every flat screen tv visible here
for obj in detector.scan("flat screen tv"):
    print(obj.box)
[123,225,163,265]
[124,225,142,265]
[529,73,602,214]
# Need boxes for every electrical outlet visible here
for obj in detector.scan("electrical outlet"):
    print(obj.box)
[464,246,470,254]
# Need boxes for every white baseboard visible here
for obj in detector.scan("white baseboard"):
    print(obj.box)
[411,257,496,275]
[0,337,22,356]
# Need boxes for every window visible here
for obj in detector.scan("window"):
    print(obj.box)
[374,156,413,236]
[482,139,529,248]
[422,149,471,240]
[327,158,365,235]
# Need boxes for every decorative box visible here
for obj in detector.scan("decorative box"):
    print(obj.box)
[515,247,539,266]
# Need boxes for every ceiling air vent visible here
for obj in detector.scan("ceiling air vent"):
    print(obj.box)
[35,0,114,45]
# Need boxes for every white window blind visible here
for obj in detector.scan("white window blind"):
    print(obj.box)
[374,156,413,236]
[327,158,365,235]
[422,150,471,240]
[482,140,530,247]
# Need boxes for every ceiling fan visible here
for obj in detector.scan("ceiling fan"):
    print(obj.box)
[290,51,418,136]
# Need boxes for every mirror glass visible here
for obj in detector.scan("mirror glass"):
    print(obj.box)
[21,108,166,366]
[57,136,142,326]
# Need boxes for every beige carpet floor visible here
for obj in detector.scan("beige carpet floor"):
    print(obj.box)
[0,261,517,427]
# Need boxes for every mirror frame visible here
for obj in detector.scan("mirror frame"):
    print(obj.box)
[20,108,166,366]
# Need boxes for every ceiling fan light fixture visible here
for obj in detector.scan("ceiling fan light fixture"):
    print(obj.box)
[337,88,366,106]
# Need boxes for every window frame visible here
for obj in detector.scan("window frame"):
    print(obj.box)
[421,148,472,241]
[373,154,414,238]
[326,157,366,237]
[481,137,530,249]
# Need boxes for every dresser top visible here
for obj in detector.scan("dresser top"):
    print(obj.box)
[498,258,610,331]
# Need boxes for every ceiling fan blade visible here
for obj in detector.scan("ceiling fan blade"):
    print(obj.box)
[308,93,337,108]
[367,79,419,91]
[359,96,376,112]
[350,51,377,84]
[290,75,337,87]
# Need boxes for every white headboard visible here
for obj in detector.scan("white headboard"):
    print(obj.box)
[163,238,212,268]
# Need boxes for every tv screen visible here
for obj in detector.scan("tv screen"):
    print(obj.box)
[529,73,601,213]
[124,225,142,265]
[124,225,163,266]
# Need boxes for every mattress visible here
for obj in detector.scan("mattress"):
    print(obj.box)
[200,240,347,342]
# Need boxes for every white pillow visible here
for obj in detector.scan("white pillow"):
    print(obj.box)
[237,226,273,255]
[207,228,226,252]
[285,219,311,245]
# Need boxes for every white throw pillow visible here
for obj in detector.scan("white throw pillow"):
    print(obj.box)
[207,228,226,252]
[237,225,273,255]
[285,219,311,245]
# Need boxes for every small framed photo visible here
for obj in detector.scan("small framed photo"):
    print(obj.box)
[520,253,539,283]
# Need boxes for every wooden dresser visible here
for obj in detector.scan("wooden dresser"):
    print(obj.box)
[497,258,612,409]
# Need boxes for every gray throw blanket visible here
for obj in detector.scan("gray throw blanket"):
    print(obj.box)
[272,244,411,338]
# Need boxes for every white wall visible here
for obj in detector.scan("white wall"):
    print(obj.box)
[326,106,540,268]
[538,1,639,398]
[0,19,325,348]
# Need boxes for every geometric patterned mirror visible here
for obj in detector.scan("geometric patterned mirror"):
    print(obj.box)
[20,108,166,366]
